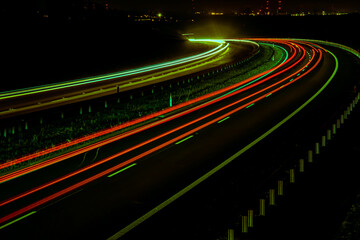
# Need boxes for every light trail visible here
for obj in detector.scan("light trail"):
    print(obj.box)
[0,41,304,190]
[0,40,288,177]
[0,40,229,100]
[2,38,348,237]
[108,47,340,240]
[0,40,324,227]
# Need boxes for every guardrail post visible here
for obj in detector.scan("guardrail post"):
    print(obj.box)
[308,150,313,163]
[333,123,336,134]
[228,229,234,240]
[248,210,254,228]
[269,189,275,206]
[259,199,266,216]
[242,216,248,233]
[290,169,295,183]
[299,159,305,173]
[341,115,344,124]
[278,180,284,196]
[315,142,320,154]
[327,129,331,141]
[321,136,326,147]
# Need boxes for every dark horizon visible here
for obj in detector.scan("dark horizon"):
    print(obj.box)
[113,0,360,13]
[2,0,360,21]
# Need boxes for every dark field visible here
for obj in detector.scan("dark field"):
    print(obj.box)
[1,22,210,91]
[2,14,360,91]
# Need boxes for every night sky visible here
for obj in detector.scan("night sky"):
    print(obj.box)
[111,0,360,13]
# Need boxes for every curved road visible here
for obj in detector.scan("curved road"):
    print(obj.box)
[0,39,358,239]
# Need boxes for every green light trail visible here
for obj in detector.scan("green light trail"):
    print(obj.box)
[1,39,229,100]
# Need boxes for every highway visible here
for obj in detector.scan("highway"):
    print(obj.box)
[0,39,258,119]
[0,39,359,239]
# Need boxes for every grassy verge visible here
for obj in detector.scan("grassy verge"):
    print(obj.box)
[334,195,360,240]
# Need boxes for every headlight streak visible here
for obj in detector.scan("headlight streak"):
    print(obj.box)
[0,39,326,228]
[0,40,228,100]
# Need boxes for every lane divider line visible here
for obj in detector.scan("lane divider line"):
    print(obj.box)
[175,135,194,145]
[0,211,36,230]
[246,103,255,109]
[107,164,137,178]
[217,117,230,124]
